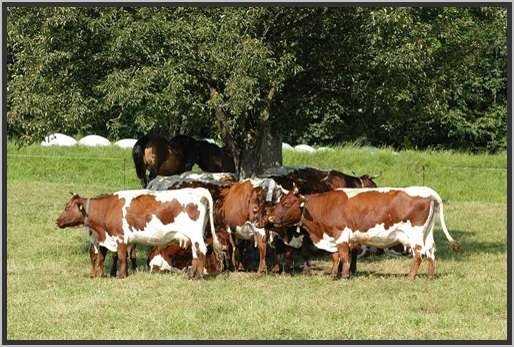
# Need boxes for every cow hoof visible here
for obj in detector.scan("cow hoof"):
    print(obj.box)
[330,273,338,280]
[302,268,312,276]
[271,266,280,274]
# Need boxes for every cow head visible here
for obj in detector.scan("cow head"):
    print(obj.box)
[265,184,304,228]
[56,192,87,228]
[248,187,268,225]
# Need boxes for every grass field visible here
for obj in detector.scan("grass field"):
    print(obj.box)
[5,143,509,341]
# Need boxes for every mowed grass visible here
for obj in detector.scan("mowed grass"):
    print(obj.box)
[6,143,508,340]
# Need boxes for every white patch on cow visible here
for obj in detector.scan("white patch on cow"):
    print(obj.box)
[125,214,194,246]
[149,254,172,272]
[336,227,351,244]
[286,234,304,249]
[98,233,119,252]
[314,233,337,253]
[234,223,255,240]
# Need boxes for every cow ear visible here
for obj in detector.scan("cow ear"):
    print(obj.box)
[292,182,299,195]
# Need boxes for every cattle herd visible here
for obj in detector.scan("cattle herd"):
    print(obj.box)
[56,134,460,280]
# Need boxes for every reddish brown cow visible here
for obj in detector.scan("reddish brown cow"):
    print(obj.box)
[265,186,460,279]
[214,179,279,273]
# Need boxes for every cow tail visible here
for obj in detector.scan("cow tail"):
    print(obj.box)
[133,135,148,187]
[204,190,221,257]
[431,190,460,253]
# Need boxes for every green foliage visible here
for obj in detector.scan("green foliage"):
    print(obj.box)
[7,6,508,152]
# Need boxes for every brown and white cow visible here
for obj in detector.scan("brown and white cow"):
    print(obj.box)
[262,167,378,274]
[264,186,460,279]
[56,188,221,279]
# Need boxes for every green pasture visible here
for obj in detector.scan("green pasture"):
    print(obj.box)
[6,143,508,340]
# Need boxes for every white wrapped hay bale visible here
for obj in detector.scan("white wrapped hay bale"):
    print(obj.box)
[78,135,111,147]
[114,139,137,149]
[317,146,334,152]
[294,144,315,153]
[41,133,77,147]
[282,143,294,151]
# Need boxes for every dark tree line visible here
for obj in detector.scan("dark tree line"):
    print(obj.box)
[7,6,508,173]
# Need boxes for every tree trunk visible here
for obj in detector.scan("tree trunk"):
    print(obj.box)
[238,122,282,178]
[208,84,282,178]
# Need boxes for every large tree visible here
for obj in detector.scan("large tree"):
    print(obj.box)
[8,7,307,176]
[7,6,508,172]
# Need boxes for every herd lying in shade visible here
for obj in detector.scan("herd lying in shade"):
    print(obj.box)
[56,165,460,280]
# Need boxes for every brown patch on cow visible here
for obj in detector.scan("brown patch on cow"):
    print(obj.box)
[155,200,184,225]
[185,203,200,221]
[342,191,431,231]
[125,195,186,230]
[125,195,161,230]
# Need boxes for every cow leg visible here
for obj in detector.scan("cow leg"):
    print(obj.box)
[330,252,340,280]
[408,245,423,279]
[256,233,267,274]
[96,246,108,277]
[129,245,137,272]
[193,242,206,279]
[236,239,247,272]
[301,240,311,275]
[338,242,351,279]
[110,253,118,277]
[228,231,237,271]
[425,230,437,279]
[190,240,207,280]
[349,244,361,275]
[284,247,294,274]
[271,248,281,273]
[89,242,98,278]
[117,242,128,279]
